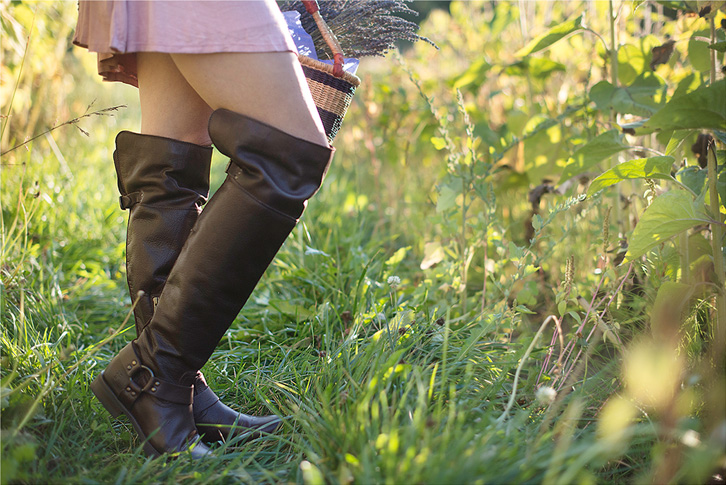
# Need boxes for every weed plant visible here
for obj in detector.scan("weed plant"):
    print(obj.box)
[2,1,724,484]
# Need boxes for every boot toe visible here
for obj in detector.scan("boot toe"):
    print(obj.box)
[193,386,281,443]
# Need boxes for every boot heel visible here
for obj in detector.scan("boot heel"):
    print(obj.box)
[91,373,124,418]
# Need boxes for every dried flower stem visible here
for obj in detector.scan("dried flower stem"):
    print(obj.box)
[1,104,125,157]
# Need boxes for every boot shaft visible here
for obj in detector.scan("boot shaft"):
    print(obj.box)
[114,131,212,210]
[208,109,332,220]
[135,111,334,384]
[113,132,213,333]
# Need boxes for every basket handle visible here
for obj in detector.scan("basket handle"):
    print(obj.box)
[301,0,345,78]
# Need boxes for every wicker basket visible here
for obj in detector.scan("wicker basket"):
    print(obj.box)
[298,0,361,144]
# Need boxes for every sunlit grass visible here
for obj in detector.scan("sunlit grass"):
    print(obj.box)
[2,1,724,484]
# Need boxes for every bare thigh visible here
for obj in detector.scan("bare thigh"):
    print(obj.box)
[136,52,214,146]
[170,52,328,147]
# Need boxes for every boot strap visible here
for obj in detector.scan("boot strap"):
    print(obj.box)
[120,192,207,211]
[119,346,193,407]
[119,192,142,210]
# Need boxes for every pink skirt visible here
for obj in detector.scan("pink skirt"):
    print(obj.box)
[73,0,296,87]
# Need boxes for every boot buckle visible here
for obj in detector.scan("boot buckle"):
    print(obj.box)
[127,364,155,396]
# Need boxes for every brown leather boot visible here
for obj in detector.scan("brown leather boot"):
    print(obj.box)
[133,110,332,380]
[93,112,332,456]
[91,342,209,458]
[112,132,278,444]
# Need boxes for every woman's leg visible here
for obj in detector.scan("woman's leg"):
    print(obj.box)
[123,52,279,444]
[137,52,214,146]
[91,50,333,457]
[133,51,334,383]
[169,51,328,147]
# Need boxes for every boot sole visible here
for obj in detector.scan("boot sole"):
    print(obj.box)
[90,372,162,458]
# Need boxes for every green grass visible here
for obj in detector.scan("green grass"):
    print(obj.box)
[1,134,612,484]
[2,2,724,484]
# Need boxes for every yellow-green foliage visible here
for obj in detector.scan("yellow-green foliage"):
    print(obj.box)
[1,1,724,483]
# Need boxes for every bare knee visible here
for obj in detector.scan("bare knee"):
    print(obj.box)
[137,52,214,146]
[141,115,213,147]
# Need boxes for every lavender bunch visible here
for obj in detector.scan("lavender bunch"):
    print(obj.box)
[280,0,435,59]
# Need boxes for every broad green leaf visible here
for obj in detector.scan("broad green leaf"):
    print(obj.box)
[590,80,617,111]
[618,44,647,85]
[436,184,458,213]
[654,0,698,12]
[620,119,649,135]
[672,72,700,100]
[677,166,707,195]
[506,109,529,137]
[710,41,726,53]
[689,233,713,261]
[641,79,726,134]
[689,32,712,72]
[623,190,713,263]
[611,87,659,117]
[452,58,492,90]
[589,80,660,117]
[515,15,583,57]
[587,156,675,197]
[665,130,692,155]
[627,72,667,110]
[528,58,567,79]
[504,58,566,79]
[560,129,630,182]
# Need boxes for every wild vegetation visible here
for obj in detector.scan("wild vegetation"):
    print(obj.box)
[1,1,725,483]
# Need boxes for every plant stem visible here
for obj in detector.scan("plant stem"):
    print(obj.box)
[461,177,468,315]
[497,315,556,425]
[609,0,618,95]
[680,231,690,283]
[481,231,488,313]
[708,17,725,341]
[609,0,623,232]
[1,105,126,157]
[1,5,37,141]
[711,17,717,86]
[707,144,725,339]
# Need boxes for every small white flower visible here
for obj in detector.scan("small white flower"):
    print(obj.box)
[535,386,557,405]
[681,429,701,448]
[387,276,401,288]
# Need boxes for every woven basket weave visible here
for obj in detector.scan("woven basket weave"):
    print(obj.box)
[300,56,361,144]
[297,0,361,144]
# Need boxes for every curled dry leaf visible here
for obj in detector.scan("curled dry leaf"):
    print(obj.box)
[650,39,675,70]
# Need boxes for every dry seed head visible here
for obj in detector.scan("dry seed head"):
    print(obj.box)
[564,256,574,301]
[535,386,557,405]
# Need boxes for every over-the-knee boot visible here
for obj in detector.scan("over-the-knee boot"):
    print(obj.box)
[92,110,333,456]
[113,132,211,335]
[113,132,279,444]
